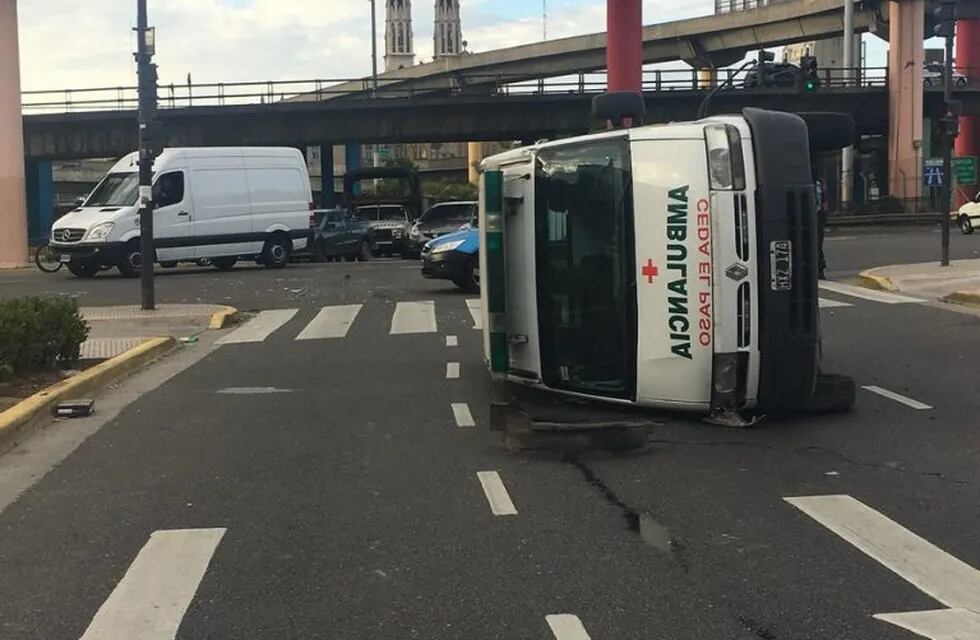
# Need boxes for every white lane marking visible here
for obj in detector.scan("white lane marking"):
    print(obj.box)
[862,385,933,410]
[216,309,298,344]
[296,304,363,340]
[446,362,460,379]
[819,281,923,304]
[476,471,518,516]
[465,298,483,330]
[446,335,458,347]
[451,402,475,427]
[80,528,226,640]
[546,614,592,640]
[874,609,980,640]
[390,301,437,335]
[785,495,980,615]
[819,297,853,309]
[216,387,294,395]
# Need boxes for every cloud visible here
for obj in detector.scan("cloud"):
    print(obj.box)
[17,0,716,90]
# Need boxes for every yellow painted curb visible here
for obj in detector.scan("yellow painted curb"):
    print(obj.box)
[942,291,980,308]
[857,270,898,292]
[0,336,177,444]
[208,306,239,330]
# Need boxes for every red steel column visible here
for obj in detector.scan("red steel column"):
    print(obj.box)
[607,0,643,93]
[955,18,980,205]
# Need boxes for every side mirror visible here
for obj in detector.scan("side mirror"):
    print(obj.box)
[75,197,86,207]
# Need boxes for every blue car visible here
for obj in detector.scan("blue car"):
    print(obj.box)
[421,224,479,291]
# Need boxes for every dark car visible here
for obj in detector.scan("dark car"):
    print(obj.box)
[355,204,412,256]
[310,208,373,262]
[405,201,478,258]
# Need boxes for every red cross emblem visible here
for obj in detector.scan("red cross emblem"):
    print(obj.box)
[641,259,659,283]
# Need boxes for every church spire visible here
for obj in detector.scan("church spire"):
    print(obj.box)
[433,0,462,60]
[385,0,415,71]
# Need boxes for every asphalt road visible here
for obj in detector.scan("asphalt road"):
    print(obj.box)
[1,234,979,639]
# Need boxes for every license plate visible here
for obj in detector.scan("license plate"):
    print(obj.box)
[60,254,72,263]
[769,240,792,291]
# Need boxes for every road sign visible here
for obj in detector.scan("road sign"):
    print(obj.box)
[924,164,944,188]
[953,156,978,185]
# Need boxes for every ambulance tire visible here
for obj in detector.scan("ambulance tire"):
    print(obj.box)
[805,373,856,414]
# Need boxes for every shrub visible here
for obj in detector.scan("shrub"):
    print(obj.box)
[0,297,89,375]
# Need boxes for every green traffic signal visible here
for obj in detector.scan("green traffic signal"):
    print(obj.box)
[805,79,818,92]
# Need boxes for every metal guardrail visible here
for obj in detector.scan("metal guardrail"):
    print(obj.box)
[19,66,895,115]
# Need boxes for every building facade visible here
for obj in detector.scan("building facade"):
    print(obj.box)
[385,0,415,71]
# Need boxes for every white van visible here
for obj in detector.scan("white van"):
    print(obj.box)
[50,147,312,277]
[480,108,856,420]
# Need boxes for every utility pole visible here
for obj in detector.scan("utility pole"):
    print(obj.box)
[370,0,379,92]
[135,0,160,309]
[934,0,958,267]
[841,0,855,210]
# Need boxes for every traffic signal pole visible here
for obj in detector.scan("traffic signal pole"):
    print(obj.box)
[841,0,855,210]
[136,0,158,309]
[936,0,958,267]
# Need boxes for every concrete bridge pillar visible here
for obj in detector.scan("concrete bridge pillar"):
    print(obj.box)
[25,159,53,245]
[607,0,642,93]
[955,17,980,205]
[887,0,925,204]
[345,144,363,196]
[320,144,336,209]
[0,0,28,267]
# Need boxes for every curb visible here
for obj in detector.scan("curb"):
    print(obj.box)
[0,337,177,445]
[208,306,239,330]
[857,269,898,292]
[942,291,980,308]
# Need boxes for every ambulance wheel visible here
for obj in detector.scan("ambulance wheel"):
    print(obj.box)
[960,215,974,235]
[806,373,856,414]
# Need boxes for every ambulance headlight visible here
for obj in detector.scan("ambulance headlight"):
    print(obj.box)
[705,124,746,191]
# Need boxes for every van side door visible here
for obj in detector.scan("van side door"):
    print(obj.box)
[152,170,193,261]
[188,154,251,259]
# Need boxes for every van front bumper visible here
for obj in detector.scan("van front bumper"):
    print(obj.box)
[49,241,124,265]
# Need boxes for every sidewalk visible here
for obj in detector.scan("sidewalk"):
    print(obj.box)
[79,304,237,359]
[859,259,980,305]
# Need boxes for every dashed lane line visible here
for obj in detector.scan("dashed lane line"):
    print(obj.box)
[451,402,475,427]
[446,362,460,379]
[819,281,923,304]
[446,335,458,347]
[80,528,226,640]
[546,614,592,640]
[476,471,518,516]
[862,385,933,410]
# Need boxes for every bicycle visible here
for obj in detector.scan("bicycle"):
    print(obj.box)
[34,242,64,273]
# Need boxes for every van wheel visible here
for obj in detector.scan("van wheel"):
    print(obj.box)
[117,242,142,278]
[68,260,99,278]
[357,240,372,262]
[262,235,290,269]
[960,215,974,235]
[213,257,237,271]
[160,261,178,269]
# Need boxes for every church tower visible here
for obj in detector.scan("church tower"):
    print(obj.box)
[385,0,415,71]
[433,0,463,61]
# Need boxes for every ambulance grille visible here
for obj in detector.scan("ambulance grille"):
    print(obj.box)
[786,190,816,335]
[737,282,751,348]
[734,193,750,261]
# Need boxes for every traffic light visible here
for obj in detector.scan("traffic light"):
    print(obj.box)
[800,56,820,92]
[933,0,956,39]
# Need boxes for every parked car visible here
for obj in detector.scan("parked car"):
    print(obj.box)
[311,208,374,261]
[405,201,478,258]
[421,223,479,291]
[50,147,312,278]
[957,190,980,234]
[355,204,412,256]
[924,63,969,88]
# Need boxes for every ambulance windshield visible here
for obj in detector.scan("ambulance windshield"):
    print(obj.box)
[534,138,637,399]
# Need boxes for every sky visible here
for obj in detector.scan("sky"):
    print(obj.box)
[17,0,719,91]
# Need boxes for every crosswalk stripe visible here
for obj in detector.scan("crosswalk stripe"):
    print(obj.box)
[217,309,298,344]
[80,528,226,640]
[451,402,475,427]
[476,471,518,516]
[874,608,980,639]
[819,297,853,309]
[446,335,458,347]
[546,614,592,640]
[296,304,363,340]
[447,362,460,379]
[785,495,980,612]
[819,281,923,304]
[466,298,483,330]
[390,301,437,334]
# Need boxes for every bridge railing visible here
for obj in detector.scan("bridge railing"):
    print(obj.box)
[21,66,892,114]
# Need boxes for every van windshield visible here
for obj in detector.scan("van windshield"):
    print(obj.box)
[85,173,139,207]
[534,137,637,399]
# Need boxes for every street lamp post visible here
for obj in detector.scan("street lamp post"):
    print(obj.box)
[135,0,160,309]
